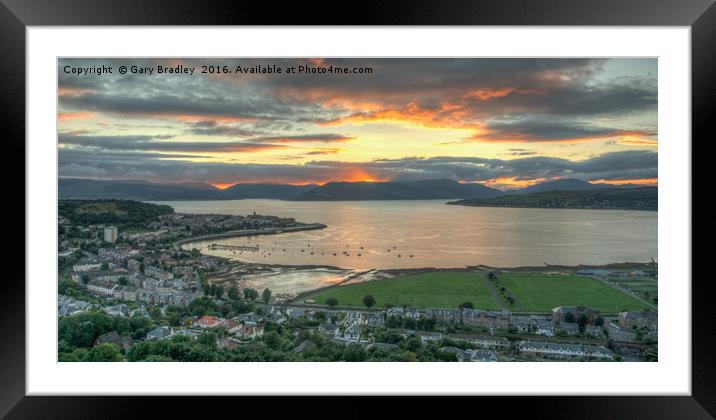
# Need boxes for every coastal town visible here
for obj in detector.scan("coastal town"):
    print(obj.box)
[58,200,658,363]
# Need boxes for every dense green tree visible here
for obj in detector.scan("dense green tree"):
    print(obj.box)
[86,343,124,362]
[197,332,218,349]
[342,345,366,362]
[458,301,474,310]
[59,312,116,348]
[564,312,575,323]
[243,288,259,301]
[227,286,240,301]
[362,295,376,309]
[262,288,272,304]
[263,331,284,350]
[577,313,589,333]
[325,298,339,308]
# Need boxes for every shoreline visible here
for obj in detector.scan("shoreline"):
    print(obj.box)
[445,202,657,212]
[173,222,327,249]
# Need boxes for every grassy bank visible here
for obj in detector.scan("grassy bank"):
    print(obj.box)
[494,272,653,313]
[303,272,500,310]
[302,269,655,313]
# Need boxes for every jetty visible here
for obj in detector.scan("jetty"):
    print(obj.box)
[208,243,260,252]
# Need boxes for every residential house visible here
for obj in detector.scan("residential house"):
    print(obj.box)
[518,340,614,360]
[57,296,91,317]
[451,334,510,349]
[343,326,361,342]
[285,308,305,320]
[535,320,556,337]
[585,325,604,338]
[93,331,133,350]
[317,323,340,337]
[196,315,225,329]
[367,313,384,327]
[145,265,174,281]
[103,304,130,317]
[120,285,139,302]
[221,319,241,334]
[344,311,365,326]
[72,261,102,272]
[86,279,119,297]
[400,330,442,343]
[556,322,579,336]
[264,312,287,324]
[236,322,264,339]
[127,259,141,273]
[618,311,657,331]
[146,326,173,341]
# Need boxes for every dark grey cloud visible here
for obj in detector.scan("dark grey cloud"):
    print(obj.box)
[59,147,657,186]
[59,133,286,154]
[472,118,656,142]
[58,58,657,136]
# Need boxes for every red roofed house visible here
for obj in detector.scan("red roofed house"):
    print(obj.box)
[196,315,226,329]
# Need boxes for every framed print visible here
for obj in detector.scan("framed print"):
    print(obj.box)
[2,0,712,417]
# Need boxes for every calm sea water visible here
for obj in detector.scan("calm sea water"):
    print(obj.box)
[156,199,657,269]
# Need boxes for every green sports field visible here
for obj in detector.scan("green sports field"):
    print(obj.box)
[304,272,500,310]
[496,272,655,313]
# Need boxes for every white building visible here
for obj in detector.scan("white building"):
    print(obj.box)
[104,226,118,243]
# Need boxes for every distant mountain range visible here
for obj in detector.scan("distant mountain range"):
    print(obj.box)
[59,179,229,201]
[59,178,318,201]
[289,179,503,201]
[447,187,658,211]
[59,177,656,202]
[223,183,318,199]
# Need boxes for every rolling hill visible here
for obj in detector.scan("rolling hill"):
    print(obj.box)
[59,179,229,201]
[290,179,504,201]
[447,187,657,211]
[222,183,318,199]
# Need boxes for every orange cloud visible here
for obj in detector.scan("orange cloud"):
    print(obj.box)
[611,138,658,146]
[58,87,92,97]
[465,87,542,101]
[483,176,547,189]
[592,178,658,186]
[322,102,477,131]
[58,112,95,121]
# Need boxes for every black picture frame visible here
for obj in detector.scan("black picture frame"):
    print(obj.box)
[1,0,710,417]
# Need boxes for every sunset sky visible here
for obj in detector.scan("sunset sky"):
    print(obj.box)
[58,58,657,189]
